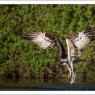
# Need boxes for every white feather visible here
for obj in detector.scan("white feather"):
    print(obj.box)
[73,32,90,50]
[32,32,52,49]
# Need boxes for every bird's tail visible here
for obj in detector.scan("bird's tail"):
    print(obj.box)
[84,29,95,41]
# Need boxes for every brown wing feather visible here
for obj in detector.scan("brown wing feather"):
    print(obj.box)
[66,30,95,50]
[22,32,56,49]
[84,30,95,41]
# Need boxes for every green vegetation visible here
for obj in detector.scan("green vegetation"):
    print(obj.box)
[0,5,95,84]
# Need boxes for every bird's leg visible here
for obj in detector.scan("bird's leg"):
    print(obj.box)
[67,54,72,79]
[67,54,76,84]
[65,63,72,79]
[69,60,76,84]
[65,39,76,84]
[61,58,72,79]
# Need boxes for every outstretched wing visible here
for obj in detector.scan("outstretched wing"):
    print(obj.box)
[65,30,95,84]
[69,30,95,50]
[22,32,56,49]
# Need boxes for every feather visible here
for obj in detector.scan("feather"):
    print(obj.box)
[22,32,56,49]
[68,31,94,50]
[85,30,95,41]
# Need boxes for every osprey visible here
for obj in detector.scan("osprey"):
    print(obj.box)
[22,30,95,84]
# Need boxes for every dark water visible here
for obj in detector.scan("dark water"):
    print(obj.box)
[0,78,95,90]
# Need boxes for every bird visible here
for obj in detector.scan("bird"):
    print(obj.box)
[22,30,95,84]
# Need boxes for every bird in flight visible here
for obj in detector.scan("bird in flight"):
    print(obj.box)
[22,30,95,84]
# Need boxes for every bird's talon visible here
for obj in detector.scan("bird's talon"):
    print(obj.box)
[68,74,71,79]
[70,74,76,84]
